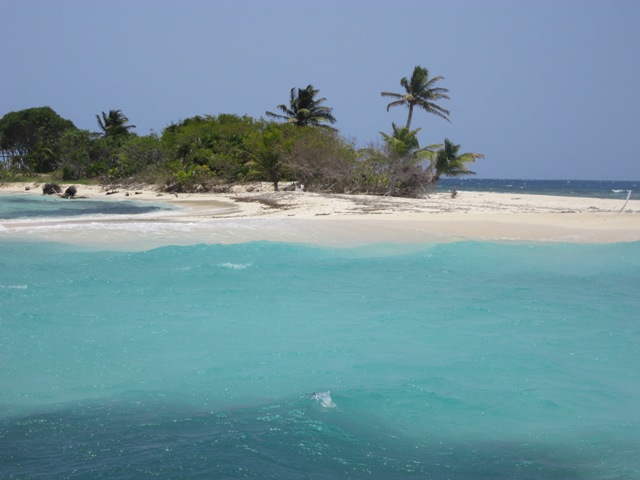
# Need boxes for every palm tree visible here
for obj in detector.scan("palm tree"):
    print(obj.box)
[381,65,450,130]
[96,110,136,137]
[433,138,484,182]
[266,85,336,128]
[243,128,292,191]
[380,123,441,161]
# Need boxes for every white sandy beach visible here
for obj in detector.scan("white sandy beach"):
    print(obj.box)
[1,182,639,249]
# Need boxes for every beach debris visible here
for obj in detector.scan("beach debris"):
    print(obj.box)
[63,185,77,198]
[451,187,458,198]
[42,183,62,195]
[618,190,632,213]
[283,182,302,192]
[232,195,289,209]
[106,190,119,195]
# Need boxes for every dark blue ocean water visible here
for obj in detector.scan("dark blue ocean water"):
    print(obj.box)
[438,178,639,199]
[1,239,639,479]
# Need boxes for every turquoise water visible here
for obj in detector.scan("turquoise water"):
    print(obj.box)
[1,239,639,478]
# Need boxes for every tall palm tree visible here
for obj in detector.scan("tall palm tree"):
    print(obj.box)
[381,65,450,130]
[96,110,136,137]
[433,138,483,182]
[266,85,336,128]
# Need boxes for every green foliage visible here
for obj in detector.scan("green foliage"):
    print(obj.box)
[1,72,483,197]
[0,106,77,173]
[161,114,260,188]
[243,124,296,191]
[58,129,109,180]
[266,85,337,128]
[108,134,168,184]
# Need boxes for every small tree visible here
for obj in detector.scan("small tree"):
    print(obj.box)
[243,126,293,191]
[433,138,484,182]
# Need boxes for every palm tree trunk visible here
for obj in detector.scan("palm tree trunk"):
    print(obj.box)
[405,104,414,130]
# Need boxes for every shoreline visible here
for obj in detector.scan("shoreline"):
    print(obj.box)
[1,182,639,248]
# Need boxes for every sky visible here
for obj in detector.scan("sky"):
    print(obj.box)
[2,0,639,180]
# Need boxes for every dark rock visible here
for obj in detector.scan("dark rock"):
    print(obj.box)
[63,185,77,198]
[42,183,62,195]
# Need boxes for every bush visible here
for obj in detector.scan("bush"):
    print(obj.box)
[283,128,356,193]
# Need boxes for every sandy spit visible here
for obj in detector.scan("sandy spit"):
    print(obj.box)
[1,182,638,249]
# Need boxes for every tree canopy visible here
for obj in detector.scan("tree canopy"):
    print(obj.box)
[0,106,76,172]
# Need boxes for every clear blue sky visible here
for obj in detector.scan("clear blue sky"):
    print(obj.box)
[2,0,639,180]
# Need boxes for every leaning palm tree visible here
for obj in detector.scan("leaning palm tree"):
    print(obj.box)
[266,85,336,128]
[433,138,484,182]
[96,109,136,137]
[381,65,450,130]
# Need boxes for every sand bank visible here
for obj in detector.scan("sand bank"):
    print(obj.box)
[1,182,638,248]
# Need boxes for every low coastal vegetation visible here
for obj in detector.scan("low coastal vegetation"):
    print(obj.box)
[0,66,482,198]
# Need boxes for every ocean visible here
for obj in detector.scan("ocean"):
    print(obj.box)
[1,183,639,479]
[438,178,639,199]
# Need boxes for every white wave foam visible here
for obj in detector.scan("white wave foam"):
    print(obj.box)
[0,285,27,289]
[217,262,252,270]
[311,391,336,408]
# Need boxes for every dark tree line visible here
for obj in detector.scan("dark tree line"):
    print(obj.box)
[0,67,482,197]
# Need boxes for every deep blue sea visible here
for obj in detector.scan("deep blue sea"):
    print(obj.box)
[438,178,639,199]
[1,183,639,479]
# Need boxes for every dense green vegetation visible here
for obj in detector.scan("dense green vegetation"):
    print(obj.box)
[0,67,482,197]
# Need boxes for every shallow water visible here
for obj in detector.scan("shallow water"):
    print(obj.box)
[1,239,639,478]
[0,194,175,220]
